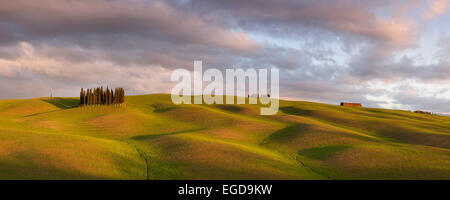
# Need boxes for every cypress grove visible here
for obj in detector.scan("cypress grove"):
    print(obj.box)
[79,86,125,106]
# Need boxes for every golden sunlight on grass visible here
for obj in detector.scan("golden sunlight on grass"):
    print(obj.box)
[0,94,448,179]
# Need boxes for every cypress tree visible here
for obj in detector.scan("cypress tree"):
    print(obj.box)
[92,88,95,105]
[97,87,101,105]
[88,88,92,105]
[118,88,120,104]
[110,88,113,104]
[80,86,125,106]
[97,87,100,105]
[106,87,109,105]
[121,88,125,103]
[117,88,120,104]
[86,89,89,106]
[80,89,82,105]
[109,88,112,104]
[118,88,121,103]
[114,88,118,104]
[84,89,87,106]
[119,88,121,103]
[80,88,83,106]
[118,88,122,103]
[106,86,110,105]
[103,87,106,104]
[96,87,100,105]
[92,88,94,105]
[101,86,104,105]
[113,88,116,104]
[89,89,93,105]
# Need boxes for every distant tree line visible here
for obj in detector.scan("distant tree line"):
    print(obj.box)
[80,86,125,106]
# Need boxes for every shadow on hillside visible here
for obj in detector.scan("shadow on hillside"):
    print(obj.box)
[216,105,243,112]
[41,98,79,109]
[151,103,176,113]
[298,145,352,160]
[280,106,312,116]
[0,152,108,180]
[23,98,79,117]
[130,129,203,141]
[261,124,312,145]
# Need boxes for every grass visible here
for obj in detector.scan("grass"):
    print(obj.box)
[0,94,449,179]
[299,145,353,160]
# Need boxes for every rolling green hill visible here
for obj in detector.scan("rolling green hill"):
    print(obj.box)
[0,94,449,179]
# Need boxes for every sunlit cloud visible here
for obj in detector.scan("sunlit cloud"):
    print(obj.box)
[422,0,449,20]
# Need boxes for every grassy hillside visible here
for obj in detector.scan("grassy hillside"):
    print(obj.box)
[0,94,449,179]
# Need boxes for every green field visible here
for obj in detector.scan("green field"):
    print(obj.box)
[0,94,449,179]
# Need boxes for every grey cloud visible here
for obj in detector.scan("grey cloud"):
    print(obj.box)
[393,91,450,114]
[0,0,257,53]
[0,0,449,115]
[348,46,450,82]
[173,0,414,48]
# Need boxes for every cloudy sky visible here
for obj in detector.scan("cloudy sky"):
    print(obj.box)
[0,0,450,114]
